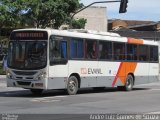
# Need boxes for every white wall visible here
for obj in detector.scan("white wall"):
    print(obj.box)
[74,6,108,32]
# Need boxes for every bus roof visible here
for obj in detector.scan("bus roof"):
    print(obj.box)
[12,28,159,46]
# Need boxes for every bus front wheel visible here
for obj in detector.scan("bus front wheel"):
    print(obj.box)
[124,74,134,91]
[67,76,78,95]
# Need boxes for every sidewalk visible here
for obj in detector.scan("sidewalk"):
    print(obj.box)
[0,75,6,82]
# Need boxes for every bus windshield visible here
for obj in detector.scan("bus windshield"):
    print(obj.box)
[7,41,47,70]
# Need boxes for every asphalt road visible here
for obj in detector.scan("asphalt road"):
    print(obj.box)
[0,78,160,120]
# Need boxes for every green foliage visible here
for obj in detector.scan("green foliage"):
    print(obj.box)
[0,0,84,29]
[72,18,87,29]
[0,0,27,28]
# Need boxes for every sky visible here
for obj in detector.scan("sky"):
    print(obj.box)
[80,0,160,22]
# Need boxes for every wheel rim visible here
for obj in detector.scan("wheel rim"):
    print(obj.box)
[126,75,133,89]
[68,80,77,93]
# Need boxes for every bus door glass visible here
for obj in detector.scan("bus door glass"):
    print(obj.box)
[49,36,68,65]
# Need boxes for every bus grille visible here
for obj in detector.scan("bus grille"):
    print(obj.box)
[13,71,37,76]
[17,81,31,86]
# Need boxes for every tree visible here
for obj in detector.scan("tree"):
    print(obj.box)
[71,18,87,29]
[0,0,27,28]
[0,0,85,29]
[0,0,87,29]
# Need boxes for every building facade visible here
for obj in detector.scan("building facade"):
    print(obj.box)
[74,6,108,32]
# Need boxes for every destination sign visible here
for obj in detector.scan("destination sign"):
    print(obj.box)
[16,32,44,38]
[10,31,48,40]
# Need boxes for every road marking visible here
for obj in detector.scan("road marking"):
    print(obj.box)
[149,89,160,91]
[42,96,67,99]
[32,96,67,100]
[31,96,67,103]
[31,99,60,103]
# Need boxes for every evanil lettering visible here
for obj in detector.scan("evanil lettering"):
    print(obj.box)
[88,68,102,74]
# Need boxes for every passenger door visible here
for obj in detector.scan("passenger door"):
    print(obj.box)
[48,36,68,89]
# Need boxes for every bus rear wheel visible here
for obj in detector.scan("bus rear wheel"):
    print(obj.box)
[124,74,134,91]
[30,89,43,95]
[67,76,78,95]
[117,74,134,91]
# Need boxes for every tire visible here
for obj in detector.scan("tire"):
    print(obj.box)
[30,89,43,95]
[93,87,105,91]
[67,76,79,95]
[124,74,134,91]
[117,86,125,91]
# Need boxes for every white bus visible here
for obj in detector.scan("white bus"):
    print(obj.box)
[6,29,159,95]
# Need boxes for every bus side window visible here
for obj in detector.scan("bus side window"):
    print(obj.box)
[138,45,149,61]
[60,41,67,59]
[127,44,138,61]
[99,41,112,60]
[85,40,97,59]
[70,38,84,59]
[150,46,158,62]
[113,42,125,60]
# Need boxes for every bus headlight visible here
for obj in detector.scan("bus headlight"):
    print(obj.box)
[36,72,47,80]
[6,70,13,79]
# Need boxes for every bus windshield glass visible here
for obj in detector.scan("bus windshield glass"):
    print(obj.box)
[7,41,47,70]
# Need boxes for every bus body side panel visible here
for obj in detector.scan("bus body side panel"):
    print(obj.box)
[108,62,139,87]
[148,63,159,83]
[68,60,97,88]
[98,61,158,87]
[134,63,150,85]
[97,61,122,87]
[47,64,68,89]
[68,61,126,88]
